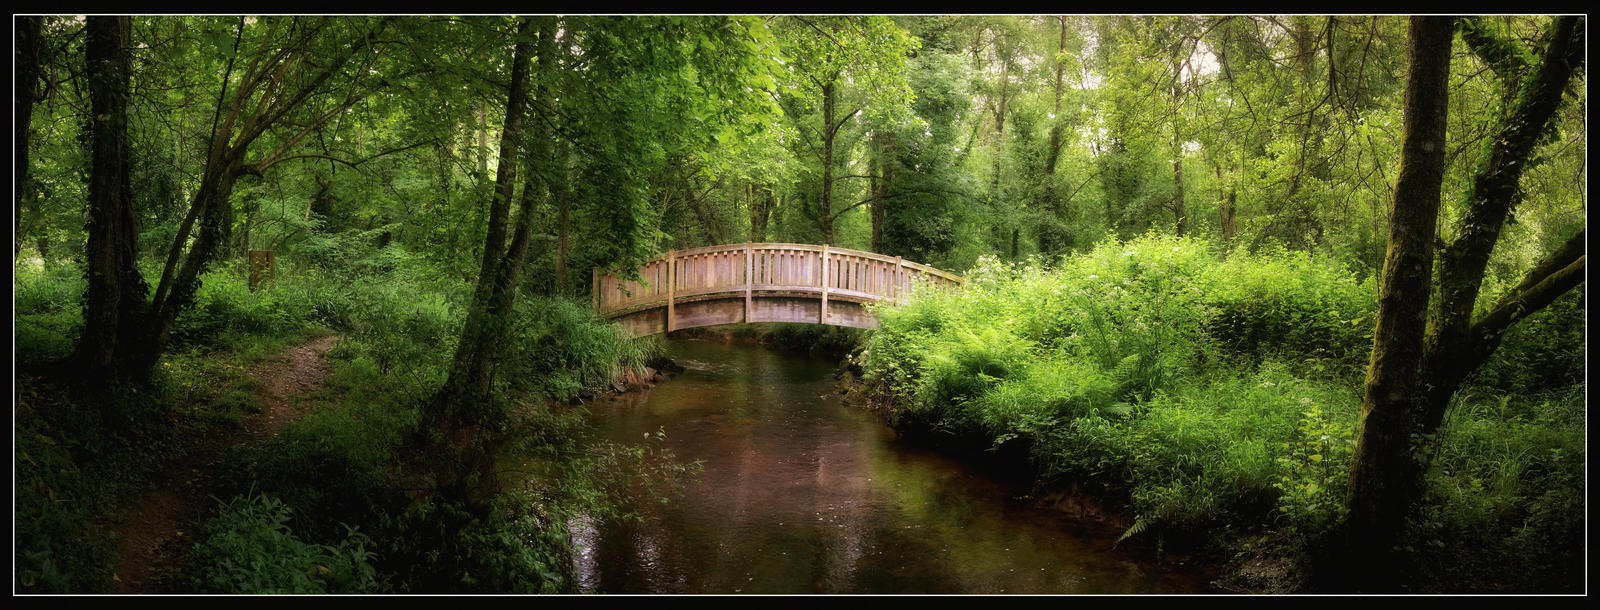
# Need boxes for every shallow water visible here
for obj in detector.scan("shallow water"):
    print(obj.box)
[573,338,1205,594]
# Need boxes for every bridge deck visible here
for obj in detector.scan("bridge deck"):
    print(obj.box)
[593,243,961,336]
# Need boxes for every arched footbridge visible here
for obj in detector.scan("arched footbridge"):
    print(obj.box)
[593,243,963,337]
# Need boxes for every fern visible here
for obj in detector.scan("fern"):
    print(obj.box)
[1114,517,1148,548]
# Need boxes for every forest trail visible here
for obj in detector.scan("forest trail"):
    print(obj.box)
[109,335,340,593]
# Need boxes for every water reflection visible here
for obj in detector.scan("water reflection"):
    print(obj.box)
[575,339,1202,594]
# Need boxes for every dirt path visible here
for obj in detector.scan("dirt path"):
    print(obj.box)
[110,335,340,593]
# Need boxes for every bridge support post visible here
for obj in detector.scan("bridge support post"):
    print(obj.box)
[819,245,830,325]
[895,256,904,304]
[666,250,676,334]
[744,243,753,324]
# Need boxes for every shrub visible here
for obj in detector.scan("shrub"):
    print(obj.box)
[502,295,658,401]
[1199,247,1377,373]
[14,262,86,363]
[14,428,113,592]
[861,234,1368,543]
[186,493,379,594]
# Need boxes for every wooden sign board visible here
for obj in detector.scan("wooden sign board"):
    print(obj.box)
[249,249,276,291]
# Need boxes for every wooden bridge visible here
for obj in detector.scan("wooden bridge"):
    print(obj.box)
[592,243,963,337]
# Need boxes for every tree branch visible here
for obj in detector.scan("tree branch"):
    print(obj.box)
[1475,228,1586,335]
[1456,16,1533,87]
[1434,16,1584,342]
[1468,249,1584,362]
[257,138,439,172]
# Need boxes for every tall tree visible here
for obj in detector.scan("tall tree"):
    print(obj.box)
[425,18,540,505]
[73,16,147,390]
[776,16,916,245]
[68,16,402,386]
[1345,15,1585,587]
[15,15,45,257]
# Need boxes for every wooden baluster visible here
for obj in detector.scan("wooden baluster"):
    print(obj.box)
[820,245,830,325]
[666,250,676,333]
[895,256,904,304]
[745,243,753,324]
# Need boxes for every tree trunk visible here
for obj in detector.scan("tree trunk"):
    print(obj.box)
[15,16,43,258]
[74,16,148,389]
[550,45,573,295]
[870,131,894,252]
[554,180,571,295]
[820,80,836,245]
[1418,15,1585,433]
[476,101,488,176]
[1169,32,1187,237]
[1345,15,1586,589]
[1219,163,1237,251]
[1345,20,1453,586]
[426,17,557,509]
[1172,134,1186,237]
[990,54,1009,198]
[432,17,536,430]
[749,185,773,242]
[1038,16,1069,256]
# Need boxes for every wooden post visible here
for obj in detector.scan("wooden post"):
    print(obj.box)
[744,243,753,324]
[666,250,676,333]
[248,250,275,292]
[894,256,904,304]
[591,267,601,312]
[819,245,830,325]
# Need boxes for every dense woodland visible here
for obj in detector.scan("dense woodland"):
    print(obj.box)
[13,15,1586,593]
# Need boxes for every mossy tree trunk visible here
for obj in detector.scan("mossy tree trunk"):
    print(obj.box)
[1345,15,1585,589]
[426,17,559,508]
[15,16,43,258]
[69,17,396,388]
[74,16,148,393]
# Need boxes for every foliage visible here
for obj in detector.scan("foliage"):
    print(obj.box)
[501,296,660,401]
[1406,389,1585,591]
[1466,290,1585,394]
[185,493,379,594]
[860,231,1578,572]
[762,322,866,360]
[1199,246,1378,374]
[1272,401,1355,535]
[15,260,87,363]
[14,427,114,592]
[12,14,1585,594]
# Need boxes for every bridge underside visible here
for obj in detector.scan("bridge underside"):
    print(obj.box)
[609,293,877,337]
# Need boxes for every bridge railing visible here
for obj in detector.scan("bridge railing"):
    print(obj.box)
[592,243,962,319]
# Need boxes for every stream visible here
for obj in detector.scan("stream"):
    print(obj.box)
[571,338,1207,594]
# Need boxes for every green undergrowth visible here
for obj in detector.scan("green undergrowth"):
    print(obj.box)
[15,242,669,593]
[858,233,1584,592]
[175,247,667,592]
[15,259,323,592]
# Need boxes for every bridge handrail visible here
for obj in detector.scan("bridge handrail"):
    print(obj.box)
[592,242,962,318]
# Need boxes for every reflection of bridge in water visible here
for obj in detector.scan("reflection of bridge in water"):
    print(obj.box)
[593,243,963,337]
